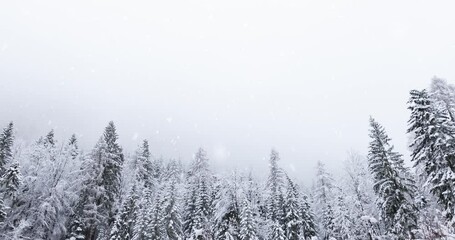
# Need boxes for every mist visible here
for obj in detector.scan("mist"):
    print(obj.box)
[1,0,455,182]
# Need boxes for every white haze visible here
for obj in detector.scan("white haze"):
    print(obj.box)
[1,0,455,182]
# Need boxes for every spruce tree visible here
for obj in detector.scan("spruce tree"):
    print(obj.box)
[213,174,241,240]
[429,77,455,121]
[0,122,13,226]
[408,89,455,224]
[268,221,286,240]
[102,121,124,227]
[300,194,317,240]
[0,122,14,175]
[162,160,183,239]
[183,148,212,239]
[265,149,285,225]
[69,128,123,240]
[314,161,335,240]
[132,188,153,240]
[368,117,418,239]
[110,185,139,240]
[239,199,258,240]
[284,176,302,240]
[68,134,79,160]
[0,162,21,202]
[136,139,153,189]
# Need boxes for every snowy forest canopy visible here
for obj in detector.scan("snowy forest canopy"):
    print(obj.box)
[0,78,455,240]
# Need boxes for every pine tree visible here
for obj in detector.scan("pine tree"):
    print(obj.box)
[369,117,418,239]
[183,148,213,239]
[0,163,21,202]
[102,121,124,228]
[265,149,285,225]
[239,199,258,240]
[0,122,13,223]
[313,161,335,240]
[268,221,286,240]
[69,137,111,240]
[429,77,455,121]
[0,122,14,175]
[332,191,352,239]
[132,188,153,240]
[284,176,302,240]
[300,194,317,240]
[44,129,56,148]
[66,218,86,240]
[213,173,241,240]
[342,152,379,240]
[149,186,165,239]
[110,185,139,240]
[408,89,455,225]
[68,134,79,160]
[136,139,153,189]
[0,122,13,226]
[162,160,183,239]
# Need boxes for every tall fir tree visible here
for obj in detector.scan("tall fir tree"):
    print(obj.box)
[183,148,213,239]
[368,117,418,239]
[212,173,241,240]
[313,161,335,240]
[109,184,139,240]
[300,194,317,240]
[429,77,455,122]
[161,160,183,239]
[265,149,285,226]
[102,121,124,228]
[268,221,286,240]
[284,176,303,240]
[0,122,14,175]
[239,198,258,240]
[0,122,16,227]
[408,89,455,225]
[69,122,124,240]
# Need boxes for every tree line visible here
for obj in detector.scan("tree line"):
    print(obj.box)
[0,77,454,239]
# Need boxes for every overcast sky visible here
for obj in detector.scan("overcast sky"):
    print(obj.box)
[1,0,455,182]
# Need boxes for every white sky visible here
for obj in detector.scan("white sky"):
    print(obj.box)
[1,0,455,182]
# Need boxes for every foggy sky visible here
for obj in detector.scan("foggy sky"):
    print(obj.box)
[1,0,455,183]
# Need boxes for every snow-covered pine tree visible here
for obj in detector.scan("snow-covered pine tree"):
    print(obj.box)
[149,184,166,239]
[212,172,241,240]
[136,139,153,189]
[0,162,21,204]
[265,149,285,226]
[68,134,79,160]
[284,175,303,240]
[429,77,455,122]
[300,194,317,240]
[161,160,183,239]
[239,198,258,240]
[313,161,336,240]
[69,137,110,240]
[44,129,56,148]
[368,117,419,239]
[0,122,14,175]
[66,218,86,240]
[0,122,16,226]
[102,121,124,229]
[183,148,213,239]
[132,188,153,240]
[332,190,353,239]
[342,152,379,240]
[109,184,139,240]
[408,89,455,226]
[268,220,286,240]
